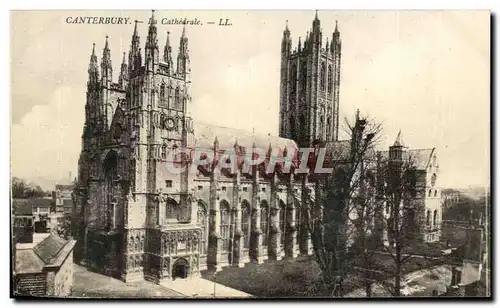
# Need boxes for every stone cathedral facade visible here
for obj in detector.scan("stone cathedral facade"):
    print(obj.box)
[74,11,441,284]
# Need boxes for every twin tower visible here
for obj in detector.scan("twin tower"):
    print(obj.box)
[279,12,342,147]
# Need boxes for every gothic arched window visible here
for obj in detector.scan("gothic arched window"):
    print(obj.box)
[328,65,333,94]
[320,115,325,138]
[160,83,166,105]
[279,200,286,247]
[433,210,438,227]
[166,199,179,220]
[197,201,208,255]
[301,62,307,91]
[320,62,326,92]
[161,143,167,160]
[426,210,431,226]
[327,117,331,139]
[220,201,231,252]
[289,116,296,140]
[174,87,180,110]
[291,63,297,94]
[299,115,306,140]
[260,201,269,247]
[241,201,251,249]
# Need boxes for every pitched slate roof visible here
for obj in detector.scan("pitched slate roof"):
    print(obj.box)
[32,234,68,264]
[15,249,45,274]
[15,234,75,274]
[193,122,298,153]
[378,148,435,170]
[12,199,33,216]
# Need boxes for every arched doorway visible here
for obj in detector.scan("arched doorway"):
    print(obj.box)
[172,258,189,280]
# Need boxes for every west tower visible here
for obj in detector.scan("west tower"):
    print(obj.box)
[279,12,342,147]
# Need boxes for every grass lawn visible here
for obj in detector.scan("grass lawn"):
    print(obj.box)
[71,264,184,298]
[202,257,363,298]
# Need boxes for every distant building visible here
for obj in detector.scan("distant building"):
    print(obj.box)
[14,234,76,297]
[13,199,34,244]
[53,184,74,213]
[378,132,442,243]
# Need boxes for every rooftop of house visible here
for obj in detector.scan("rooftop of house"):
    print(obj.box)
[12,199,33,216]
[15,234,76,274]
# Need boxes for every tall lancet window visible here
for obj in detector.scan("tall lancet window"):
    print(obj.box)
[260,201,269,247]
[279,200,286,247]
[241,201,251,249]
[320,62,326,92]
[174,87,181,110]
[160,83,166,106]
[299,115,306,141]
[328,65,333,94]
[301,62,307,91]
[220,201,231,252]
[104,151,118,231]
[290,63,297,95]
[197,201,208,255]
[289,116,296,140]
[320,115,325,138]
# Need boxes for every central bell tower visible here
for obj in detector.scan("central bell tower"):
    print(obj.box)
[279,12,342,147]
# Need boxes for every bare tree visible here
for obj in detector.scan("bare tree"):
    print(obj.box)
[374,151,422,297]
[304,111,383,297]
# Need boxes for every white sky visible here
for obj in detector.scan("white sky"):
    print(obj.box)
[10,10,490,189]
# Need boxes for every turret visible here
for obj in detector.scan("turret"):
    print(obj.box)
[311,10,322,44]
[163,31,174,75]
[101,36,112,86]
[87,43,99,88]
[145,10,160,71]
[281,20,292,56]
[118,52,128,89]
[389,130,406,162]
[331,20,341,52]
[176,26,191,81]
[128,20,141,73]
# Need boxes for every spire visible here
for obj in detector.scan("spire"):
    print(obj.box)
[129,20,141,72]
[101,36,112,83]
[394,130,405,147]
[163,31,173,74]
[335,20,339,33]
[312,10,320,34]
[177,26,190,79]
[118,52,128,89]
[88,43,99,85]
[145,10,159,69]
[298,36,302,51]
[133,19,138,36]
[283,20,290,37]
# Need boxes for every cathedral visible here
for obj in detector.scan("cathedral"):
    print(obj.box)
[74,11,442,284]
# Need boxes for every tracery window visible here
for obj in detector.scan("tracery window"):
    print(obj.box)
[197,202,208,255]
[328,65,333,94]
[290,63,297,94]
[320,62,326,92]
[279,201,286,246]
[174,87,181,110]
[160,83,166,105]
[166,199,179,220]
[220,201,231,252]
[260,201,269,247]
[433,210,438,228]
[426,210,431,226]
[241,201,251,249]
